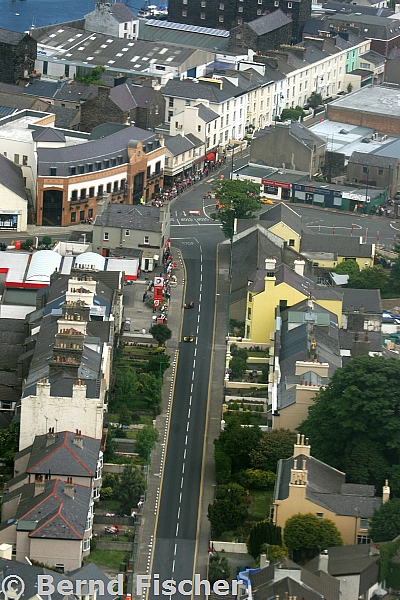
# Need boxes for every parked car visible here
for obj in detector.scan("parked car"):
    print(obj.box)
[124,317,131,331]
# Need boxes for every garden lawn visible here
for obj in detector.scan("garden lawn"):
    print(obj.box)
[251,490,273,519]
[85,550,127,569]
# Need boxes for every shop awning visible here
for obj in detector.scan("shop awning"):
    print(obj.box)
[206,152,215,161]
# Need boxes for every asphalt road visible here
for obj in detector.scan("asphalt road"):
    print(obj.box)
[293,205,400,249]
[148,174,225,598]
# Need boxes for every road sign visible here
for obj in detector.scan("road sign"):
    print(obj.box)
[188,210,201,215]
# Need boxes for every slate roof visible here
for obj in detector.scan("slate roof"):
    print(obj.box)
[0,91,41,111]
[350,151,398,168]
[196,103,219,123]
[0,558,69,600]
[185,133,204,147]
[306,544,379,577]
[26,431,101,478]
[342,288,381,312]
[326,13,399,40]
[339,329,382,352]
[0,28,26,45]
[260,202,303,235]
[95,203,162,232]
[32,128,66,143]
[300,232,374,258]
[138,18,230,51]
[110,82,158,112]
[289,121,326,149]
[162,78,233,104]
[68,563,115,600]
[165,134,196,156]
[247,9,292,35]
[274,453,381,517]
[3,478,91,539]
[47,105,80,130]
[0,154,27,201]
[22,80,59,99]
[359,49,386,63]
[53,81,98,102]
[110,2,136,22]
[37,124,159,177]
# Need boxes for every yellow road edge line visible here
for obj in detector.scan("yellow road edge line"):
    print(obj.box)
[191,243,220,599]
[145,247,187,599]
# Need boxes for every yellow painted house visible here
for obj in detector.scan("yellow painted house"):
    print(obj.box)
[272,435,386,546]
[300,232,375,270]
[245,258,343,343]
[260,203,302,252]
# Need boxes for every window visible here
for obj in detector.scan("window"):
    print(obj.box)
[226,115,229,125]
[219,2,224,7]
[247,307,251,320]
[22,155,28,166]
[219,14,224,20]
[71,190,78,201]
[14,154,20,164]
[71,212,76,222]
[104,232,109,241]
[118,155,123,165]
[80,210,85,221]
[363,166,369,174]
[225,130,228,141]
[288,1,292,6]
[70,166,76,175]
[200,12,205,18]
[125,229,130,236]
[111,158,117,167]
[50,167,57,176]
[80,189,86,200]
[55,565,65,574]
[185,99,190,106]
[98,184,103,196]
[198,125,201,132]
[144,236,149,245]
[106,183,112,193]
[238,5,243,10]
[248,293,252,302]
[168,110,173,122]
[182,9,187,15]
[95,161,102,170]
[358,535,370,545]
[155,161,161,174]
[113,181,119,192]
[78,165,85,174]
[379,168,383,175]
[257,9,262,14]
[104,159,110,168]
[88,209,93,218]
[83,539,91,551]
[316,512,324,518]
[274,1,279,5]
[201,0,206,5]
[86,163,93,172]
[289,239,295,246]
[89,187,95,198]
[43,61,48,75]
[360,518,369,531]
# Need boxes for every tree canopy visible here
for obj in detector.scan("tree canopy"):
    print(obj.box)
[284,513,343,559]
[114,465,146,513]
[135,425,159,459]
[250,429,297,473]
[210,180,261,237]
[0,421,19,471]
[214,416,262,474]
[299,355,400,490]
[307,92,323,109]
[150,324,172,346]
[369,499,400,542]
[75,65,105,86]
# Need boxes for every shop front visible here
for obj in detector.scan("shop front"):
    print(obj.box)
[261,179,291,201]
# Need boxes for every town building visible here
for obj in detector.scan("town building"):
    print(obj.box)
[80,82,166,133]
[167,0,311,43]
[250,122,326,178]
[300,232,375,269]
[346,151,400,200]
[272,435,383,545]
[92,201,170,264]
[0,153,28,232]
[229,11,293,54]
[169,103,220,153]
[164,134,205,185]
[326,84,400,135]
[85,0,139,39]
[36,125,165,226]
[0,29,37,85]
[323,13,400,56]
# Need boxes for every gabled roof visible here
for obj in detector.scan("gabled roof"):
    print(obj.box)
[53,81,98,102]
[26,431,101,477]
[306,544,379,577]
[162,79,233,104]
[0,28,27,45]
[110,2,136,22]
[196,102,219,123]
[165,134,195,156]
[0,154,26,201]
[342,288,381,313]
[349,150,398,168]
[94,203,162,232]
[247,9,292,35]
[22,80,59,99]
[289,121,326,149]
[3,478,92,539]
[275,453,381,517]
[300,232,374,258]
[260,202,303,235]
[0,558,69,600]
[32,128,66,143]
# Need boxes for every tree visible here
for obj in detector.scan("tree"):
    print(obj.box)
[208,552,231,584]
[347,82,353,93]
[75,65,105,86]
[114,465,146,513]
[215,416,262,474]
[250,429,297,473]
[215,483,247,505]
[247,520,282,559]
[137,371,160,409]
[331,259,360,277]
[135,425,159,459]
[112,368,138,411]
[307,92,323,109]
[235,468,276,490]
[388,243,400,296]
[229,355,247,379]
[280,107,304,122]
[210,180,261,238]
[119,404,131,427]
[284,513,342,559]
[0,421,19,471]
[150,323,172,346]
[347,265,390,292]
[207,500,248,537]
[214,447,232,484]
[299,356,400,488]
[369,499,400,542]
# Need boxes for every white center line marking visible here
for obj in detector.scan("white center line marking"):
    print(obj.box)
[181,476,184,488]
[185,435,188,445]
[178,506,181,519]
[179,492,182,503]
[186,422,190,432]
[183,449,186,460]
[174,543,177,555]
[172,560,175,573]
[182,462,185,473]
[187,408,191,419]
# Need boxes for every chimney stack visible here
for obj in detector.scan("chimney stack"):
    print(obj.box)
[383,479,390,503]
[293,433,311,457]
[260,552,269,569]
[294,257,305,277]
[64,476,75,499]
[46,427,56,447]
[360,304,364,313]
[34,475,45,497]
[318,549,329,573]
[73,429,83,449]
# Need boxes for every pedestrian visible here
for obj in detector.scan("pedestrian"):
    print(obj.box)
[142,292,147,302]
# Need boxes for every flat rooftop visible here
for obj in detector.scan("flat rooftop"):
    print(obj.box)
[235,164,308,183]
[329,85,400,118]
